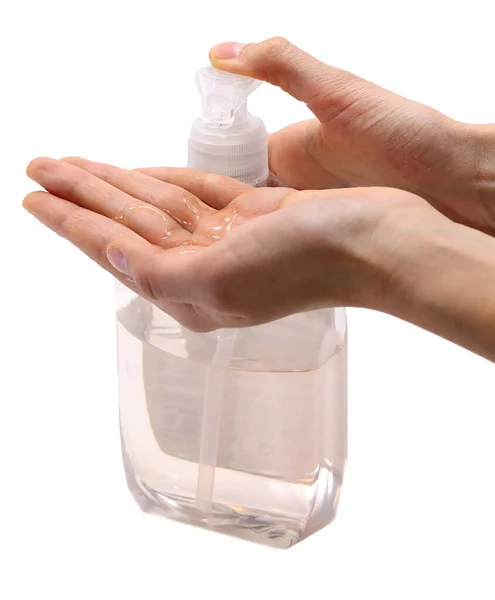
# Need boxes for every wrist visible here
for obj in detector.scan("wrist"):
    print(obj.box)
[459,123,495,231]
[310,189,446,312]
[427,121,495,235]
[377,218,495,360]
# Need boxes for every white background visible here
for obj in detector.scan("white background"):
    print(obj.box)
[1,1,494,598]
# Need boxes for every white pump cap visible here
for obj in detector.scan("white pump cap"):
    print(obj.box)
[187,67,268,186]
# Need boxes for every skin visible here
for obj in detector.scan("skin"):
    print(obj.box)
[23,38,495,362]
[24,157,423,329]
[210,38,495,236]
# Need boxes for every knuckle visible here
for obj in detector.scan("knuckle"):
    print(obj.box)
[202,172,223,194]
[94,240,110,270]
[203,171,220,187]
[58,207,85,238]
[312,79,370,124]
[133,268,158,301]
[132,254,163,301]
[131,246,175,302]
[156,190,174,210]
[121,198,142,215]
[202,172,247,199]
[60,174,80,198]
[60,209,111,270]
[256,37,300,94]
[263,36,292,60]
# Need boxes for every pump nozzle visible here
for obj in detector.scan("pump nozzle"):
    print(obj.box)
[188,67,268,186]
[196,67,262,128]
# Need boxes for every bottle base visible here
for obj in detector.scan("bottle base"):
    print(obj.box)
[122,442,343,549]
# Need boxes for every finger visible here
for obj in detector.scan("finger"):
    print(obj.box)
[62,157,214,228]
[22,190,152,287]
[22,190,202,304]
[210,37,386,122]
[135,167,251,210]
[23,191,216,331]
[27,158,191,247]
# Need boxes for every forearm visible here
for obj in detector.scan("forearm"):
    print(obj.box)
[383,221,495,362]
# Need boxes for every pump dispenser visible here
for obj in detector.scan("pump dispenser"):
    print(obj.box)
[188,67,269,185]
[115,65,348,549]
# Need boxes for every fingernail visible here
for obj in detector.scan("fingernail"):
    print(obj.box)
[107,246,129,275]
[210,42,245,61]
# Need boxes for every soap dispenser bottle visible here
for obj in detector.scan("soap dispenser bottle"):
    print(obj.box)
[116,67,348,548]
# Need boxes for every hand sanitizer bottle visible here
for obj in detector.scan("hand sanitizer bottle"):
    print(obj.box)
[116,67,348,548]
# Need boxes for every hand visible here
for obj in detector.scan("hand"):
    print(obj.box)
[23,157,446,331]
[210,37,495,235]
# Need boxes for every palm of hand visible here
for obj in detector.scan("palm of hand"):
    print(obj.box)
[23,157,326,330]
[24,157,438,331]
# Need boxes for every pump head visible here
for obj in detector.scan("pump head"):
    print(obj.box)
[187,66,269,186]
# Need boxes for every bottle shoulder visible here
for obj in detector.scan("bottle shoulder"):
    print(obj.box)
[117,290,346,372]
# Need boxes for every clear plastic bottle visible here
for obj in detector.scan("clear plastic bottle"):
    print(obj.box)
[117,67,348,548]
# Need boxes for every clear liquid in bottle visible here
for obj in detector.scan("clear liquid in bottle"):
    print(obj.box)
[118,286,347,548]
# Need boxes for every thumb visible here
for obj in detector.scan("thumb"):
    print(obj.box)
[209,37,377,121]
